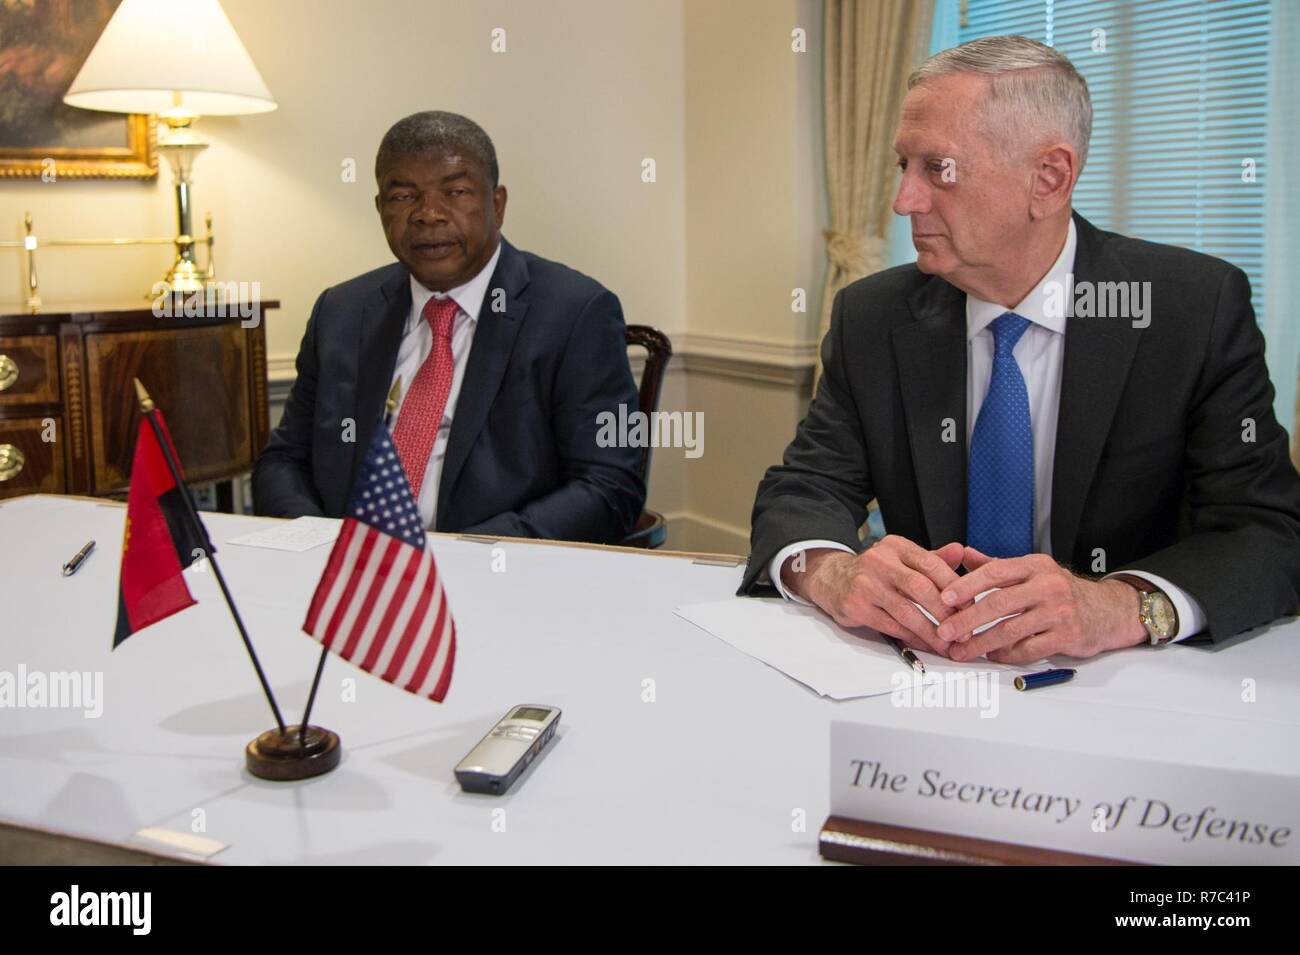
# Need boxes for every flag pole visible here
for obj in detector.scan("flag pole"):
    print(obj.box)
[133,379,287,734]
[299,644,328,747]
[298,375,405,745]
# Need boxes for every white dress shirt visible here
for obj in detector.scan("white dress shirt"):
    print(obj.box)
[771,219,1207,642]
[389,242,501,530]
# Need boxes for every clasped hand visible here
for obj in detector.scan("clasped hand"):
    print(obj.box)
[788,536,1146,663]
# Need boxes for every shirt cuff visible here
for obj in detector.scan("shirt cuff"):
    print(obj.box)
[1105,570,1208,642]
[768,540,855,605]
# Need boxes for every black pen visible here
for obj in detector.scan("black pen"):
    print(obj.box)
[884,634,926,675]
[62,539,95,577]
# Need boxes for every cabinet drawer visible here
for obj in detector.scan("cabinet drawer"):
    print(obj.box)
[0,416,64,498]
[0,335,60,406]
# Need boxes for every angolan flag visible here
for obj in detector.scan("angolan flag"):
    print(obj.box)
[114,409,210,648]
[302,426,455,702]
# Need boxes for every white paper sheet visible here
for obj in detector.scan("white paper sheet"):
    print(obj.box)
[674,597,1036,700]
[226,516,340,552]
[130,827,229,861]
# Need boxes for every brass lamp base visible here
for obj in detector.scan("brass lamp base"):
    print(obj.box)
[151,120,212,298]
[157,254,206,295]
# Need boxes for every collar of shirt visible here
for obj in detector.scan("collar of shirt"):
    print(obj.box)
[405,240,503,335]
[965,217,1077,340]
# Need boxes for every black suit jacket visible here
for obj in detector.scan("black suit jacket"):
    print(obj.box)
[253,238,645,543]
[741,213,1300,641]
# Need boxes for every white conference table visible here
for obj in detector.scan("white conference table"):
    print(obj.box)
[1,494,1297,865]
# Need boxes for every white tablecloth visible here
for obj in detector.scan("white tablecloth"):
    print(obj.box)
[1,495,1296,864]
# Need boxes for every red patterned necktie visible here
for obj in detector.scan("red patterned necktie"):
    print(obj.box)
[391,296,459,498]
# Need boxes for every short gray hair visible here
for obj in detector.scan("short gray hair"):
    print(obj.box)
[908,35,1092,170]
[375,111,499,186]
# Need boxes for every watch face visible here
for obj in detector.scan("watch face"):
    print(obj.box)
[1149,594,1177,637]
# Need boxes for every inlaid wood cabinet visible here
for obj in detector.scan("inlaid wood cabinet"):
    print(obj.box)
[0,301,277,502]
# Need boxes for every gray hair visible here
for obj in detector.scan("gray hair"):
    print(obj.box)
[375,111,500,186]
[908,35,1092,171]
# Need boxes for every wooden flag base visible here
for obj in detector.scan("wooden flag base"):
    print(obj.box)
[245,725,341,781]
[819,815,1138,865]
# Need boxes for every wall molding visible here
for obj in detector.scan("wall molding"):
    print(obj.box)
[266,330,819,390]
[267,355,298,385]
[676,331,818,387]
[676,331,819,367]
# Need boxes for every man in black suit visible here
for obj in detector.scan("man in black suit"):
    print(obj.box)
[254,111,644,543]
[741,36,1300,661]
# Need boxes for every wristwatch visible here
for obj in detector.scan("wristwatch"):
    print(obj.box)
[1111,573,1179,645]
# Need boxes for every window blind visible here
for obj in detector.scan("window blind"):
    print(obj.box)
[960,0,1272,326]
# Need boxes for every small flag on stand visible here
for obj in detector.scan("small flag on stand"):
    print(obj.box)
[119,381,288,735]
[113,400,210,647]
[302,426,456,702]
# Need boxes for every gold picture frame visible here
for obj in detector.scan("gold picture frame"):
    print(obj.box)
[0,113,157,179]
[0,0,157,180]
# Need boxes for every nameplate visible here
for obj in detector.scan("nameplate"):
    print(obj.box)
[830,721,1299,865]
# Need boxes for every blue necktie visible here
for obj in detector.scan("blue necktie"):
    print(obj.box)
[967,312,1034,558]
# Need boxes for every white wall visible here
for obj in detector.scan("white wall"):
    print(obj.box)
[676,0,825,552]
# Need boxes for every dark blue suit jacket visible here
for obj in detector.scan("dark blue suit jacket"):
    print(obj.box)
[253,238,645,543]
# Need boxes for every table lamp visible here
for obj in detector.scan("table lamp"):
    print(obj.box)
[63,0,277,294]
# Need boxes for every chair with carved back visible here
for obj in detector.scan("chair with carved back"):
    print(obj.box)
[620,325,672,548]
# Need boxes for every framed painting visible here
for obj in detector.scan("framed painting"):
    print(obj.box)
[0,0,156,179]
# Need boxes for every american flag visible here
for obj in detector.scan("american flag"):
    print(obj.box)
[302,427,455,702]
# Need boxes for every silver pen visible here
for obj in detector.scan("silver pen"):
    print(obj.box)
[883,634,926,674]
[62,539,96,577]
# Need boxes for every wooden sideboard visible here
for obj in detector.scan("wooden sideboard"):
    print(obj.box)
[0,300,276,506]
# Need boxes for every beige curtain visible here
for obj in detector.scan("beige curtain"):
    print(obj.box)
[819,0,935,372]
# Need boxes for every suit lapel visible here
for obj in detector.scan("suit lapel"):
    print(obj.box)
[435,239,530,528]
[350,267,410,495]
[893,276,968,548]
[1049,213,1143,561]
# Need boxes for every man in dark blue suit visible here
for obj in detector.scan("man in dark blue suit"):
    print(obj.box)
[253,112,644,543]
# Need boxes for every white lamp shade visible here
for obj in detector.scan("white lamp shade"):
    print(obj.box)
[63,0,276,116]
